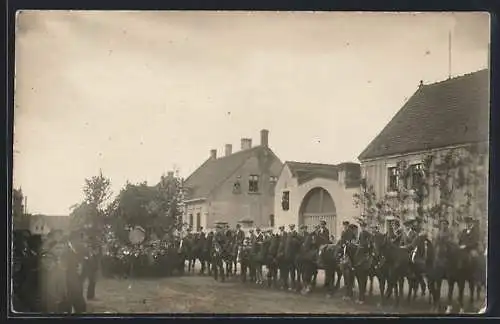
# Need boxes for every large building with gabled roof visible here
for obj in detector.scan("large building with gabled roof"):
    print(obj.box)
[358,69,489,231]
[182,129,283,230]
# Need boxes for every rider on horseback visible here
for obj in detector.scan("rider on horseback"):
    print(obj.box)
[459,216,480,260]
[317,220,331,245]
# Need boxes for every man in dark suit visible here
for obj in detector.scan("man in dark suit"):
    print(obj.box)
[234,224,245,246]
[459,216,480,259]
[340,221,354,246]
[357,220,373,255]
[317,220,330,246]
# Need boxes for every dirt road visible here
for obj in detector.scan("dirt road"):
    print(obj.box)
[85,272,478,314]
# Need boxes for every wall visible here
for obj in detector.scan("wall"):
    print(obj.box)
[274,165,361,239]
[184,201,209,230]
[360,143,488,236]
[206,152,283,228]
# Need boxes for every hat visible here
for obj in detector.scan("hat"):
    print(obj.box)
[349,224,358,230]
[278,225,285,230]
[288,224,296,229]
[320,220,327,225]
[342,221,350,226]
[404,218,416,225]
[256,227,261,232]
[300,225,308,230]
[359,220,367,227]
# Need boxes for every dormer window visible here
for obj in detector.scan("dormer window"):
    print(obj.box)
[249,175,259,193]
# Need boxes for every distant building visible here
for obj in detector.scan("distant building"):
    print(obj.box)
[182,129,283,230]
[29,215,70,235]
[274,161,362,239]
[358,69,489,233]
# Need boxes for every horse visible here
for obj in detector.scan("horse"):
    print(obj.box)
[211,240,226,282]
[339,241,372,304]
[402,235,434,304]
[372,234,412,307]
[264,234,281,288]
[179,235,196,273]
[297,233,320,295]
[282,234,302,291]
[250,238,266,284]
[368,232,388,299]
[237,244,253,283]
[317,242,343,297]
[442,242,481,313]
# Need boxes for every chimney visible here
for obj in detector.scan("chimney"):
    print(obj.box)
[260,129,269,147]
[241,138,252,150]
[225,144,232,157]
[210,149,217,159]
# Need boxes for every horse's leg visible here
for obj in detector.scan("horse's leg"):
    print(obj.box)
[457,279,465,313]
[446,279,455,313]
[356,272,368,304]
[468,278,475,310]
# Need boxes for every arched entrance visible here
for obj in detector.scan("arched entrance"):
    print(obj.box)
[299,187,337,235]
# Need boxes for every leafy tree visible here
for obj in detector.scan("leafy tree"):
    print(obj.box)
[108,173,184,241]
[355,143,488,235]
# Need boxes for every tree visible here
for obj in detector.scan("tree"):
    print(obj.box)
[354,142,488,235]
[108,173,184,241]
[70,170,112,235]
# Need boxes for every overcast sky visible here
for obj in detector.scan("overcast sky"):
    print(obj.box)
[13,11,489,215]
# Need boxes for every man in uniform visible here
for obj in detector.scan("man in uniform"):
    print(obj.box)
[317,220,331,246]
[340,221,354,246]
[402,218,419,248]
[249,229,256,243]
[276,226,287,288]
[235,224,245,246]
[358,220,372,249]
[387,217,403,245]
[459,216,480,260]
[435,218,452,250]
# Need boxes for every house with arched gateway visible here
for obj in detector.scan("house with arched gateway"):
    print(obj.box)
[273,161,362,239]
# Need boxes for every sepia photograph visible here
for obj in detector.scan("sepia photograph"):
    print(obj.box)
[11,11,489,315]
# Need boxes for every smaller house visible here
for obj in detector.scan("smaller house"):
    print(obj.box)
[182,129,283,230]
[29,215,70,236]
[274,161,361,240]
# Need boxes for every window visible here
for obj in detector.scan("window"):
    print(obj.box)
[233,180,241,194]
[196,213,201,232]
[249,175,259,193]
[387,167,399,192]
[406,163,423,189]
[269,214,275,227]
[282,191,290,211]
[189,214,193,228]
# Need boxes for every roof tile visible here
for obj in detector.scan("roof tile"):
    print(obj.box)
[358,69,489,160]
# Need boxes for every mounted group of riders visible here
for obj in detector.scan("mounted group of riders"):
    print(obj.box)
[180,215,486,313]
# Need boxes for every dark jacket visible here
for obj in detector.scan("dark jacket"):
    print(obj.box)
[340,228,354,245]
[358,229,372,250]
[317,227,330,245]
[235,229,245,245]
[458,227,479,250]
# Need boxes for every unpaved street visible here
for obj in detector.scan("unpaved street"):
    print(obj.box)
[86,272,461,314]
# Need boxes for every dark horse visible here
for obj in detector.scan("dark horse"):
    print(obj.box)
[211,240,226,282]
[297,233,320,295]
[317,242,343,297]
[340,241,373,304]
[367,232,389,300]
[263,235,281,288]
[372,235,412,307]
[432,241,481,313]
[282,234,302,291]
